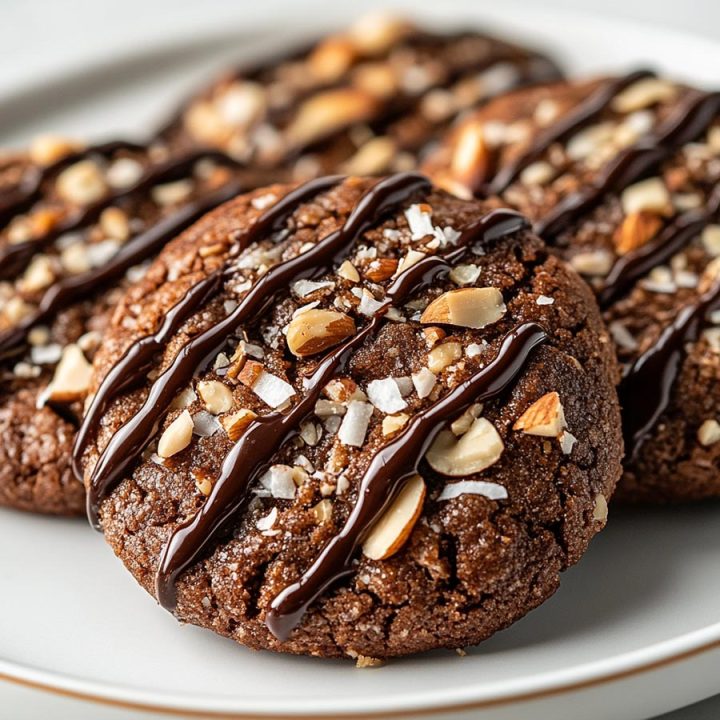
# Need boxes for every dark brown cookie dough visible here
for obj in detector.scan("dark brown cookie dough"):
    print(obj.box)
[78,175,621,659]
[424,73,720,502]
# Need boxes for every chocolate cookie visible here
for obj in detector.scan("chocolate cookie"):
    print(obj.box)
[424,73,720,502]
[0,145,265,514]
[0,14,560,515]
[159,13,561,177]
[76,174,621,659]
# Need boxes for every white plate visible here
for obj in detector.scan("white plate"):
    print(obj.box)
[1,2,720,718]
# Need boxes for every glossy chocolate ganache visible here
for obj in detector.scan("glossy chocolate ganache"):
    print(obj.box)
[75,173,550,637]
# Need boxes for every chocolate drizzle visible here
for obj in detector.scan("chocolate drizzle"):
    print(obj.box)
[0,180,245,357]
[487,70,655,194]
[0,149,244,280]
[535,90,720,239]
[265,321,547,640]
[599,187,720,308]
[154,208,529,610]
[0,140,147,228]
[84,173,431,523]
[620,280,720,461]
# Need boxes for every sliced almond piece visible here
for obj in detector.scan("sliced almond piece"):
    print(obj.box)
[286,88,378,148]
[312,498,333,524]
[220,408,257,441]
[450,123,491,193]
[337,260,360,282]
[362,474,426,560]
[364,257,399,282]
[308,37,356,82]
[56,160,107,205]
[29,134,83,166]
[420,287,506,329]
[621,177,671,216]
[197,380,233,414]
[157,410,194,458]
[426,417,504,477]
[382,413,410,436]
[613,211,663,255]
[698,419,720,446]
[427,341,461,374]
[611,78,677,113]
[592,493,609,522]
[286,309,356,357]
[513,391,567,437]
[341,136,397,175]
[45,343,93,403]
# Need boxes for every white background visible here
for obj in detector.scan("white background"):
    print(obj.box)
[0,1,719,718]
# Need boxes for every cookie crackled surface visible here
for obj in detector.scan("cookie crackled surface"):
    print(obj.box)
[77,174,621,658]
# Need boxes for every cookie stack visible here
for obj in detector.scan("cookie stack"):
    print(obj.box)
[0,13,717,662]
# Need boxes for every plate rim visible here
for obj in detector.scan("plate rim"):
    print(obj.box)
[2,624,720,716]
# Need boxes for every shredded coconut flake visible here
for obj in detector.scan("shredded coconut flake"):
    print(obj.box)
[438,480,508,501]
[30,343,62,365]
[367,378,407,413]
[292,279,335,298]
[252,371,295,409]
[256,506,278,531]
[356,289,385,316]
[465,343,486,358]
[251,193,277,210]
[404,204,435,240]
[412,368,436,398]
[536,295,555,305]
[259,465,296,499]
[338,400,374,446]
[449,264,480,286]
[560,431,577,455]
[192,411,221,437]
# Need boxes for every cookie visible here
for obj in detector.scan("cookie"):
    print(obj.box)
[0,145,266,514]
[76,174,621,659]
[159,13,562,178]
[424,73,720,502]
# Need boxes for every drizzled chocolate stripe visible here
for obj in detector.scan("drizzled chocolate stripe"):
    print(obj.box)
[0,149,243,280]
[487,70,655,194]
[0,140,147,227]
[0,181,249,357]
[535,90,720,239]
[85,173,430,523]
[599,187,720,307]
[155,208,529,609]
[73,175,343,483]
[620,280,720,460]
[266,321,547,639]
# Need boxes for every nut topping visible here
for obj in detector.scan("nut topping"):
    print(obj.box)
[427,341,461,373]
[513,392,567,437]
[621,177,671,216]
[362,474,426,560]
[450,123,491,192]
[698,419,720,446]
[420,287,506,329]
[45,343,93,403]
[613,211,663,255]
[221,409,258,441]
[426,417,504,476]
[286,309,356,357]
[286,89,378,148]
[157,410,194,458]
[197,380,234,414]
